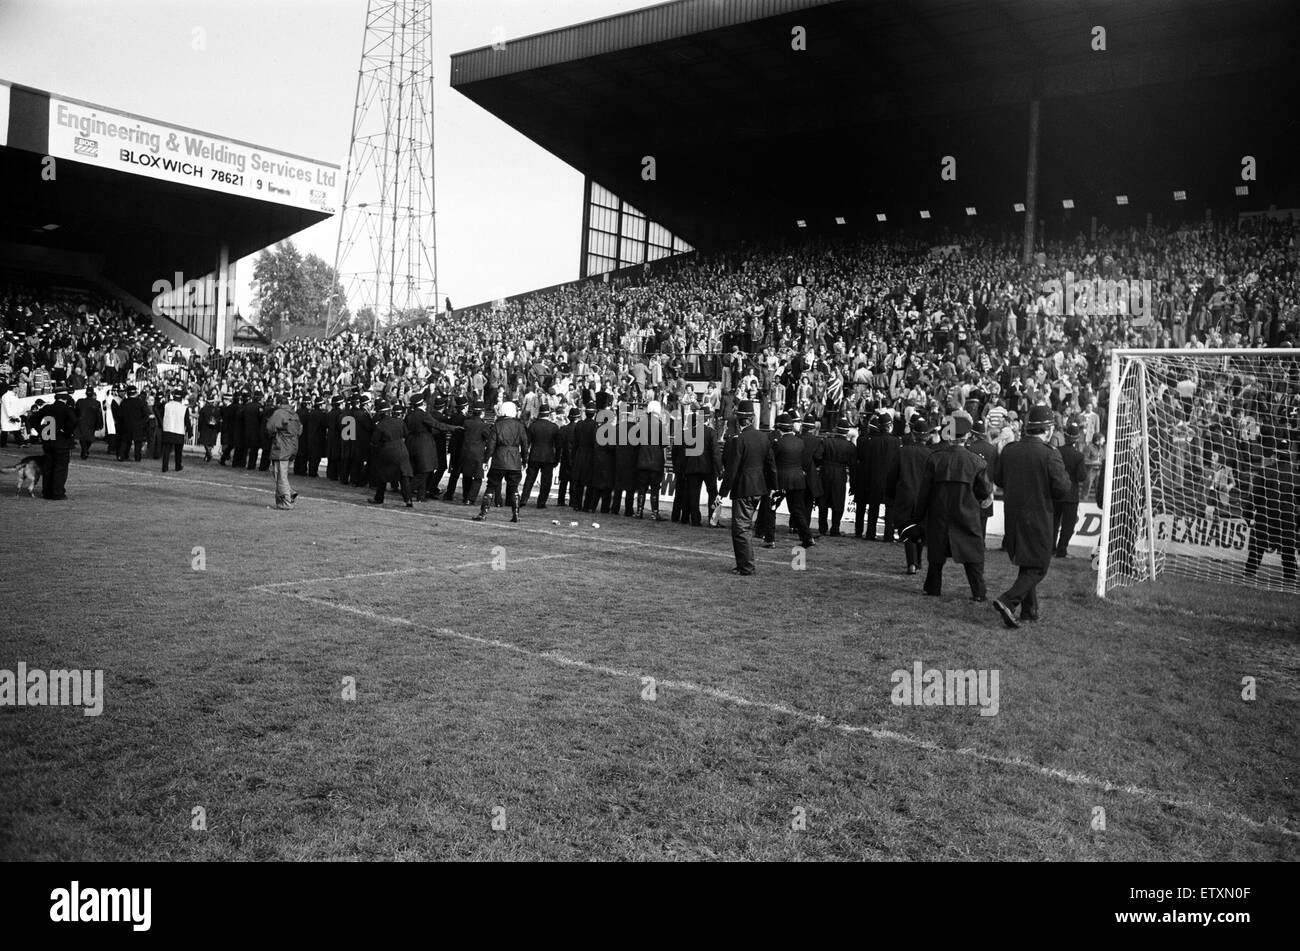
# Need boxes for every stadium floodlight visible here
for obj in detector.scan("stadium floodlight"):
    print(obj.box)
[919,210,931,219]
[1116,195,1129,205]
[1062,199,1075,209]
[329,0,439,333]
[1097,348,1300,600]
[796,219,807,228]
[876,213,887,222]
[1013,203,1025,212]
[965,207,977,216]
[835,216,846,225]
[1173,190,1187,201]
[1235,185,1249,196]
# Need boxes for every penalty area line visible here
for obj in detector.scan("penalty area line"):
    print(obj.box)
[263,587,1299,841]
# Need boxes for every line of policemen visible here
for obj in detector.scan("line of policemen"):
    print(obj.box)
[558,394,725,525]
[719,398,1078,625]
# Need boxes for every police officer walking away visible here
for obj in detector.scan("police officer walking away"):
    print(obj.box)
[818,418,854,537]
[773,413,816,549]
[37,385,77,500]
[855,410,899,541]
[991,404,1071,627]
[913,416,992,600]
[117,384,149,462]
[725,400,777,575]
[367,398,414,507]
[75,386,103,459]
[889,416,939,575]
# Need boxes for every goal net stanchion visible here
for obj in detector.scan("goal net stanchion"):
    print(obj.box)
[1097,348,1300,599]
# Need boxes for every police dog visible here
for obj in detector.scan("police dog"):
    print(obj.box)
[1,456,43,496]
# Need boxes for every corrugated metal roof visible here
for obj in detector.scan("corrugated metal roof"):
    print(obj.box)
[451,0,838,85]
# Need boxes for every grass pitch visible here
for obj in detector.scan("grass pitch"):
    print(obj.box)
[0,446,1296,861]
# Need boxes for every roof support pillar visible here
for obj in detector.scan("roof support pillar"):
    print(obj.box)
[1022,97,1040,263]
[214,241,231,355]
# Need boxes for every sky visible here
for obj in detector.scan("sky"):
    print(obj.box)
[0,0,655,313]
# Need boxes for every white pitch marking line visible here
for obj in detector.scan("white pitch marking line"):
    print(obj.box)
[267,588,1299,841]
[251,552,576,590]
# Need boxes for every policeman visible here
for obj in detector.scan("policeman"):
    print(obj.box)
[36,385,77,500]
[679,407,720,527]
[443,395,469,502]
[1054,420,1088,557]
[990,404,1072,627]
[224,390,246,467]
[338,394,358,486]
[634,400,667,520]
[724,400,777,575]
[459,400,490,505]
[197,393,221,463]
[326,394,345,481]
[773,413,816,548]
[913,416,993,600]
[818,418,854,537]
[427,392,452,500]
[305,396,329,477]
[521,403,560,508]
[854,410,899,541]
[474,400,530,522]
[351,393,376,488]
[367,398,414,507]
[241,391,263,470]
[967,418,999,541]
[889,416,939,575]
[74,387,103,459]
[570,404,598,512]
[117,384,150,462]
[556,406,580,508]
[798,413,824,535]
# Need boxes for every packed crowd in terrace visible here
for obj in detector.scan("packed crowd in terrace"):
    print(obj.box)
[2,216,1298,517]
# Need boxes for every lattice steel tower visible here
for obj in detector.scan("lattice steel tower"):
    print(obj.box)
[329,0,438,333]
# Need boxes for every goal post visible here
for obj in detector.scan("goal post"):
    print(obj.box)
[1097,348,1300,598]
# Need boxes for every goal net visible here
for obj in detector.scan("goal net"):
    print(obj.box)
[1097,348,1300,598]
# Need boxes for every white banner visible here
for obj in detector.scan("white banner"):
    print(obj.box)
[47,98,339,214]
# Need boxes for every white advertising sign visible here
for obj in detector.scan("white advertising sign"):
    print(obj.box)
[47,97,339,214]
